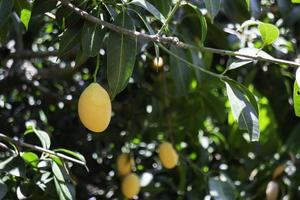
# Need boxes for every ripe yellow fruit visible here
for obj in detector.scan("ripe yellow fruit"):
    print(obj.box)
[121,173,140,199]
[152,56,164,70]
[158,142,178,169]
[78,83,111,132]
[266,181,279,200]
[117,153,134,176]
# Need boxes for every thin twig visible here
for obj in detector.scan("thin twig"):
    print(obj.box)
[0,133,86,166]
[57,0,181,45]
[157,0,183,34]
[55,0,300,68]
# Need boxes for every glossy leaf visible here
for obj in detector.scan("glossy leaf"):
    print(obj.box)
[204,0,221,22]
[25,129,51,149]
[81,10,104,57]
[209,176,236,200]
[258,22,280,45]
[223,78,259,114]
[129,0,166,24]
[107,12,137,99]
[0,0,14,28]
[292,0,300,3]
[59,28,81,56]
[52,162,75,200]
[226,57,253,70]
[21,152,39,167]
[54,148,86,164]
[293,81,300,117]
[225,81,260,141]
[14,0,31,29]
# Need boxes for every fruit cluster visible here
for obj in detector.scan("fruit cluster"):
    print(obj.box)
[78,82,178,198]
[116,142,179,199]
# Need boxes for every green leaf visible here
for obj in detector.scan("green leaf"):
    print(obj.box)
[59,27,81,56]
[209,176,236,200]
[0,180,7,200]
[170,46,191,97]
[258,22,280,45]
[129,0,166,24]
[245,0,250,10]
[0,0,14,28]
[204,0,221,22]
[225,81,260,141]
[286,124,300,153]
[75,47,88,67]
[130,9,160,61]
[296,67,300,87]
[0,156,26,177]
[292,0,300,3]
[107,12,137,99]
[25,129,51,149]
[226,57,253,70]
[21,152,39,167]
[52,162,75,200]
[14,0,31,30]
[53,149,86,164]
[81,9,104,57]
[293,81,300,117]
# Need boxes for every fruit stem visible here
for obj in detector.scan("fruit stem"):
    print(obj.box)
[93,55,100,82]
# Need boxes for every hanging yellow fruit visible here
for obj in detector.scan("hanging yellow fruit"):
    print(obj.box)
[117,153,134,176]
[121,173,140,199]
[78,83,111,132]
[158,142,178,169]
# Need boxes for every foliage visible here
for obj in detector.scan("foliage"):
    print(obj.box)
[0,0,300,199]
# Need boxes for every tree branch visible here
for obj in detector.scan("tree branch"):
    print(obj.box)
[57,0,181,46]
[0,133,86,166]
[56,0,300,68]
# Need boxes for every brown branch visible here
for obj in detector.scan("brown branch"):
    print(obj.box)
[57,0,182,46]
[56,0,300,68]
[0,133,86,166]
